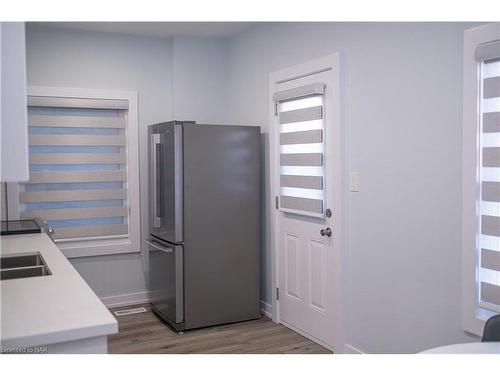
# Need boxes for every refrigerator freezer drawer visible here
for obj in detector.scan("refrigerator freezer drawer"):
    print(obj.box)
[148,237,184,325]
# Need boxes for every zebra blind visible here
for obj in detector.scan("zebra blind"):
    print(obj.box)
[478,52,500,312]
[275,83,326,218]
[18,97,130,241]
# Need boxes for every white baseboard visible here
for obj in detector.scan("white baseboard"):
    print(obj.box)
[100,291,150,309]
[343,344,365,354]
[260,300,272,318]
[104,294,272,315]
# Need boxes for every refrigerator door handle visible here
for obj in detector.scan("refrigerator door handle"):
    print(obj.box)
[145,239,173,253]
[151,133,162,228]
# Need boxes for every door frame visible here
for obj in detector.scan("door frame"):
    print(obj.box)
[268,53,344,352]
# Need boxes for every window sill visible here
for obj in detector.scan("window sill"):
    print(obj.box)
[463,307,497,337]
[56,237,140,258]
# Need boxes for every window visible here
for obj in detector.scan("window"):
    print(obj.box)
[274,83,326,218]
[6,87,140,258]
[463,23,500,336]
[478,57,500,312]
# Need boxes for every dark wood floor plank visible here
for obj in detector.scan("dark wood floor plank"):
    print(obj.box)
[108,304,332,354]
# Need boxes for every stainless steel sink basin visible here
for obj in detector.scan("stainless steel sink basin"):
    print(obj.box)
[0,252,51,281]
[1,253,46,269]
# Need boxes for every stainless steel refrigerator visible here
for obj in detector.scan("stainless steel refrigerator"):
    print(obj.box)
[147,120,261,332]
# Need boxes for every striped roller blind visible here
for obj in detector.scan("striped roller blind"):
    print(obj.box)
[478,48,500,312]
[275,83,326,218]
[18,97,130,241]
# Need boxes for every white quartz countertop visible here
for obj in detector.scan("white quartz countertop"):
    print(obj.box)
[1,233,118,348]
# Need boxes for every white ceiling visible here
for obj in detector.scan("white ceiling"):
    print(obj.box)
[28,22,257,39]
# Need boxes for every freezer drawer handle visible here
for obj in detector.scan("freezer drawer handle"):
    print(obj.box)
[145,240,173,253]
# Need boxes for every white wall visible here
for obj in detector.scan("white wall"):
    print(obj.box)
[24,25,232,303]
[227,22,481,353]
[172,36,229,124]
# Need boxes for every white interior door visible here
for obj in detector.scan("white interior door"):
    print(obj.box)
[270,54,342,351]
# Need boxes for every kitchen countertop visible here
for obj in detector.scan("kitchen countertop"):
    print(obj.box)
[0,233,118,349]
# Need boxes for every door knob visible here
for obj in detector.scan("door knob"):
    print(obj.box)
[320,227,332,237]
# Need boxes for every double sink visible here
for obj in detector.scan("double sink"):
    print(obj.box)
[0,252,51,281]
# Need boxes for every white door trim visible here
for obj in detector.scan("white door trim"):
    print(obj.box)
[268,53,344,352]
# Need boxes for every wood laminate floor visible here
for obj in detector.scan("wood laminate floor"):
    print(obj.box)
[109,304,332,354]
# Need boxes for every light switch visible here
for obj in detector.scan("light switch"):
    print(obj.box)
[350,172,360,192]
